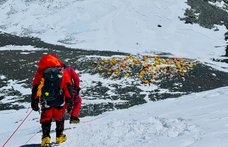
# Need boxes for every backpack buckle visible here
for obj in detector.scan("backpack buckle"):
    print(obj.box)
[41,100,50,108]
[60,89,63,95]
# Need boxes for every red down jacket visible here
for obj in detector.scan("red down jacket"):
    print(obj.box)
[31,55,73,107]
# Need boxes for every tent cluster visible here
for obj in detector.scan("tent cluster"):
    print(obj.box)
[90,55,200,84]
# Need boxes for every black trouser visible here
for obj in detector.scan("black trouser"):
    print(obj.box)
[42,120,51,138]
[56,120,64,137]
[42,119,64,138]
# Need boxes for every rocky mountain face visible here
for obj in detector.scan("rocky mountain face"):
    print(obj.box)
[180,0,228,56]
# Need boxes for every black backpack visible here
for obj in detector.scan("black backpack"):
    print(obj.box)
[42,67,63,101]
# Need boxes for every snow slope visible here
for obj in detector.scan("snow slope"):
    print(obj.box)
[1,86,228,147]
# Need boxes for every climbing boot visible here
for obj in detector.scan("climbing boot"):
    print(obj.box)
[41,136,50,147]
[70,116,80,124]
[56,134,67,144]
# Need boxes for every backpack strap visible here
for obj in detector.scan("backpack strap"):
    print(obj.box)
[37,77,46,97]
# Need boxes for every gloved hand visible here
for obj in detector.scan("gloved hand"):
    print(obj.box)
[31,101,39,111]
[72,87,81,103]
[66,102,73,113]
[73,87,81,95]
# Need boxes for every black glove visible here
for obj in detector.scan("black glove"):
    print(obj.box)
[73,87,81,95]
[66,102,73,113]
[31,101,39,111]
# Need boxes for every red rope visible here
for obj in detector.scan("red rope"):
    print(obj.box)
[2,110,33,147]
[66,111,110,123]
[3,110,109,147]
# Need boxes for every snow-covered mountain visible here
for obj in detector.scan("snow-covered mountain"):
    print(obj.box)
[0,0,227,59]
[1,0,228,146]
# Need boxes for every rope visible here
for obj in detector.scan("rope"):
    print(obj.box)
[81,113,110,123]
[22,111,110,145]
[2,109,33,147]
[65,112,110,123]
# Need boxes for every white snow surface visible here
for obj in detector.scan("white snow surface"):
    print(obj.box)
[1,0,228,147]
[1,87,228,147]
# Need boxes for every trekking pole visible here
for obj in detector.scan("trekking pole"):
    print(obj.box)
[2,109,33,147]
